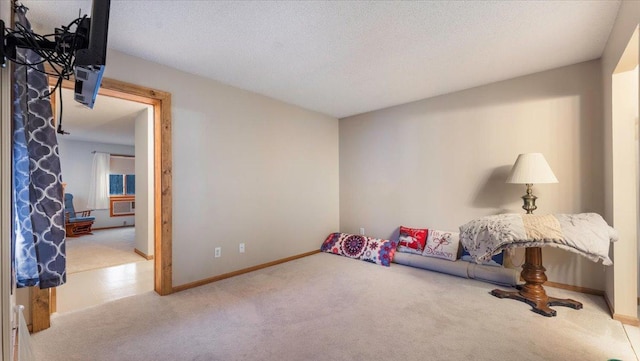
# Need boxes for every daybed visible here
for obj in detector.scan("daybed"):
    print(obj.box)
[320,228,520,286]
[392,252,519,286]
[322,214,617,317]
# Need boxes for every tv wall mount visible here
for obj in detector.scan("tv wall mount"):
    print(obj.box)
[0,0,111,111]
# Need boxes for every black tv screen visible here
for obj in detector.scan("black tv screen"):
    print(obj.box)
[74,0,111,108]
[74,0,110,67]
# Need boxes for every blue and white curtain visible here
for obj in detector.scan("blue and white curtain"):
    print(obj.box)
[11,6,66,289]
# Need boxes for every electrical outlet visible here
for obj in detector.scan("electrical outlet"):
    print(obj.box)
[214,247,221,258]
[359,227,365,235]
[239,243,245,253]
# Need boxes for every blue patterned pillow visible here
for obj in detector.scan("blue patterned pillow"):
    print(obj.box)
[461,249,504,267]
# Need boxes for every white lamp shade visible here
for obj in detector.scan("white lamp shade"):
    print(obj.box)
[505,153,558,184]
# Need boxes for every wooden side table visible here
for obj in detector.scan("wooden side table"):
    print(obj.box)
[490,246,582,316]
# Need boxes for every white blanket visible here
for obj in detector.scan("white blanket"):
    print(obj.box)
[459,213,618,266]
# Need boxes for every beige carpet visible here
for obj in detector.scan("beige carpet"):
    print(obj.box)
[32,253,637,361]
[66,227,146,274]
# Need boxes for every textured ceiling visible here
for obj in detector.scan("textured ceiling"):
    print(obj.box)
[58,87,148,146]
[26,0,620,120]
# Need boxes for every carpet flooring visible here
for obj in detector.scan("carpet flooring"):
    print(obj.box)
[66,227,146,274]
[31,253,637,361]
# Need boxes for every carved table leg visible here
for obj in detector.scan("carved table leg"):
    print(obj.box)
[491,247,582,317]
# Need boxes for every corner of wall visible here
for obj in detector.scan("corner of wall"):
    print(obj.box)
[601,0,640,322]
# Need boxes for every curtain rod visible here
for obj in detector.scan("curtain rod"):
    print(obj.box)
[92,151,135,159]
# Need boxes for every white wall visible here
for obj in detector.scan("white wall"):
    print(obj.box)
[340,60,607,290]
[103,50,340,287]
[611,67,638,312]
[58,139,135,228]
[602,0,640,321]
[134,107,154,257]
[621,66,640,301]
[612,66,639,302]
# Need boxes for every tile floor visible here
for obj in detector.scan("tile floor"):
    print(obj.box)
[53,260,154,315]
[625,305,640,360]
[624,323,640,360]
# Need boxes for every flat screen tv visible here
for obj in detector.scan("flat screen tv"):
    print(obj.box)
[73,0,111,109]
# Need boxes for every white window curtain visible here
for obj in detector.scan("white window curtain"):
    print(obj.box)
[87,152,110,209]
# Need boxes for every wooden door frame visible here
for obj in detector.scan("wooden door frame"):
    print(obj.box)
[32,77,173,332]
[97,77,173,296]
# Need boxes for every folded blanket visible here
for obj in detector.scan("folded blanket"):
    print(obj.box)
[459,213,618,266]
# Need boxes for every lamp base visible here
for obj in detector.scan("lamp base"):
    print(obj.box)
[490,247,583,316]
[521,183,537,214]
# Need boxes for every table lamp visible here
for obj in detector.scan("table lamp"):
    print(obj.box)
[493,152,581,317]
[505,153,558,214]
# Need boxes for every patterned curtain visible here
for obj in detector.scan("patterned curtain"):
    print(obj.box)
[11,6,66,289]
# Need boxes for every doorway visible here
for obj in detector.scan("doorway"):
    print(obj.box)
[28,78,173,331]
[91,78,173,296]
[54,88,151,313]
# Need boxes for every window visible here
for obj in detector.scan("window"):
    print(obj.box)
[108,155,135,218]
[109,174,135,195]
[125,174,135,194]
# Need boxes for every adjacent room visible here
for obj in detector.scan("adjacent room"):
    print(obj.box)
[52,87,154,314]
[0,1,638,360]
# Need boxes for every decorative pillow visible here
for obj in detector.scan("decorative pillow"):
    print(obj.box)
[359,237,398,267]
[339,233,369,259]
[321,232,341,253]
[460,249,504,267]
[397,226,428,254]
[421,229,460,261]
[320,233,398,267]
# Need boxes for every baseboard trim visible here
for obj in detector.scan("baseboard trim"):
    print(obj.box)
[172,250,321,293]
[134,248,154,260]
[543,281,604,296]
[93,225,135,231]
[613,313,640,326]
[544,282,640,325]
[600,291,639,326]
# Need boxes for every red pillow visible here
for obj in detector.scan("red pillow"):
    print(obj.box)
[397,226,428,254]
